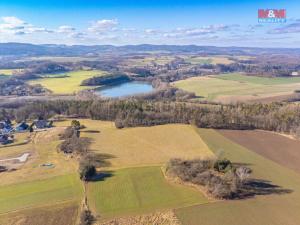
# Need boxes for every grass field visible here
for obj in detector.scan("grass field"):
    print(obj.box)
[125,56,175,66]
[172,73,300,102]
[0,69,14,75]
[56,119,214,168]
[0,127,79,186]
[87,166,208,219]
[0,173,83,214]
[183,56,234,65]
[175,129,300,225]
[29,70,106,94]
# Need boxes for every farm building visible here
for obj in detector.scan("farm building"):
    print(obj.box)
[0,121,13,134]
[32,119,53,130]
[15,122,29,132]
[0,134,13,145]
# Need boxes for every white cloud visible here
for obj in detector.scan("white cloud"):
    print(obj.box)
[57,25,76,33]
[88,19,118,33]
[0,16,52,35]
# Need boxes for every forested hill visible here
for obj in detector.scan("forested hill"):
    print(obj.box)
[1,43,300,57]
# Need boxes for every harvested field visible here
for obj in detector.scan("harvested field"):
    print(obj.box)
[56,119,214,168]
[218,129,300,174]
[98,210,181,225]
[0,201,79,225]
[175,129,300,225]
[87,166,208,219]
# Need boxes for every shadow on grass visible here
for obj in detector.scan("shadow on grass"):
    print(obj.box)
[89,171,114,182]
[81,130,101,133]
[234,178,293,200]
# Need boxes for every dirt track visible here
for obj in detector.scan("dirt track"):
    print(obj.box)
[218,129,300,174]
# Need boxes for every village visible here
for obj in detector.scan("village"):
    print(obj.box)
[0,118,53,145]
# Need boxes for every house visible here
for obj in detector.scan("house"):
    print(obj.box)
[32,119,53,130]
[0,134,12,145]
[0,121,13,134]
[291,71,299,76]
[15,122,29,132]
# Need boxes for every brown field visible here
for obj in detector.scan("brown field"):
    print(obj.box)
[218,129,300,174]
[175,129,300,225]
[98,210,180,225]
[0,201,79,225]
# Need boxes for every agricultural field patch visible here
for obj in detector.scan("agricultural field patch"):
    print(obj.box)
[87,166,208,219]
[28,70,107,94]
[183,56,234,65]
[0,173,83,214]
[125,56,175,66]
[0,201,79,225]
[56,119,214,168]
[172,73,300,102]
[175,129,300,225]
[219,129,300,174]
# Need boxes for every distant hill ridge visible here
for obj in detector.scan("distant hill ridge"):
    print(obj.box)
[1,42,300,57]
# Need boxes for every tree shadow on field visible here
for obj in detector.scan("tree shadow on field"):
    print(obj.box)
[234,178,293,200]
[89,171,114,182]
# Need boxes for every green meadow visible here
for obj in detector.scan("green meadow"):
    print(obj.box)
[0,173,83,213]
[172,73,300,102]
[87,166,208,218]
[29,70,107,94]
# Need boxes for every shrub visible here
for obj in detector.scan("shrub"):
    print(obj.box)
[79,209,94,225]
[166,158,252,199]
[214,159,232,173]
[79,163,96,181]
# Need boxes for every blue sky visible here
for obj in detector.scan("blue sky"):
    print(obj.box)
[0,0,299,47]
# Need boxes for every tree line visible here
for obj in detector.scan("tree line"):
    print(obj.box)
[1,99,299,136]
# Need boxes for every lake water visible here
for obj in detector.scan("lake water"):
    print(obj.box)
[95,81,154,98]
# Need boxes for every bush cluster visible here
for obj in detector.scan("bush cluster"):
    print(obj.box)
[166,158,252,199]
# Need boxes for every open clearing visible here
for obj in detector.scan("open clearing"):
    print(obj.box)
[0,173,83,214]
[175,129,300,225]
[56,119,214,168]
[29,70,106,94]
[87,166,208,219]
[219,129,300,174]
[172,73,300,102]
[183,56,234,65]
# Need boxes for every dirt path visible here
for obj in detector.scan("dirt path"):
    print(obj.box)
[218,129,300,174]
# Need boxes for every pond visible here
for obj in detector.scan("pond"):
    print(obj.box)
[95,81,154,98]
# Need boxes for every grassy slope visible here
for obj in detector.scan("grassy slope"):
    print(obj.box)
[0,173,83,214]
[29,70,106,94]
[88,166,208,219]
[56,119,214,168]
[216,73,300,85]
[175,129,300,225]
[172,73,300,101]
[183,56,233,65]
[0,69,14,75]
